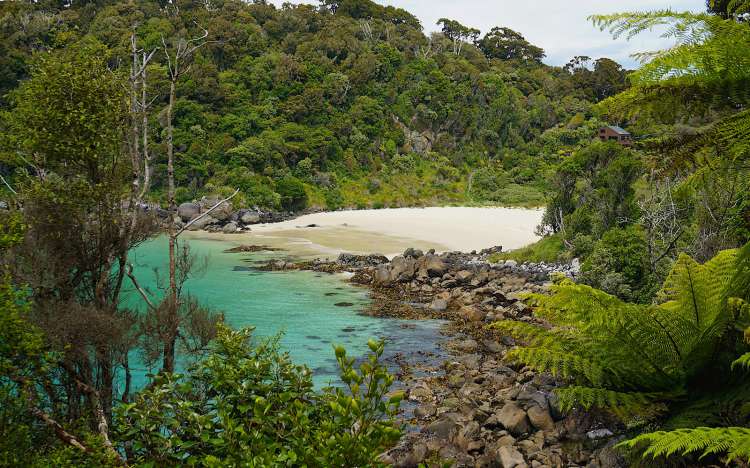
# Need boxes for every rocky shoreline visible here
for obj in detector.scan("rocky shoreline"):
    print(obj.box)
[265,247,622,467]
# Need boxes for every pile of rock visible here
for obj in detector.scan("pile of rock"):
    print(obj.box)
[383,348,622,467]
[294,247,620,466]
[175,197,295,234]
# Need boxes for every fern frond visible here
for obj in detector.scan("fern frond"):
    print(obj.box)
[555,386,669,420]
[623,426,750,462]
[505,346,604,382]
[732,352,750,370]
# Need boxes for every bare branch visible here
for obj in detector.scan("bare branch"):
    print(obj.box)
[176,188,241,237]
[0,173,17,195]
[126,263,157,310]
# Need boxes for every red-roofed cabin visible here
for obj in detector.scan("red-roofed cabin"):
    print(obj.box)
[599,125,633,147]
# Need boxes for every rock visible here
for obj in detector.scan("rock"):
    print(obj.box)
[418,254,447,277]
[414,403,436,419]
[455,270,473,282]
[516,384,549,409]
[425,418,458,440]
[188,215,217,231]
[497,446,527,468]
[586,429,614,440]
[373,264,392,285]
[459,305,487,322]
[483,339,504,353]
[497,402,531,436]
[240,211,261,224]
[454,339,478,353]
[177,202,200,222]
[409,385,433,401]
[527,405,555,432]
[405,442,428,466]
[338,253,389,267]
[200,198,233,221]
[570,258,581,274]
[505,260,518,268]
[403,247,424,259]
[430,298,449,312]
[390,256,416,282]
[222,222,239,234]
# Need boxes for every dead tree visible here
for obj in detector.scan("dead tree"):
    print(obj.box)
[160,24,210,373]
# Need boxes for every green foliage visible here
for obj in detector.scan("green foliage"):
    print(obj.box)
[0,0,619,210]
[492,249,749,422]
[489,234,565,264]
[622,426,750,463]
[116,325,402,466]
[4,37,127,175]
[580,226,656,302]
[275,175,308,211]
[476,27,545,63]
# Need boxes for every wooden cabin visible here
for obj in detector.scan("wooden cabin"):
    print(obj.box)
[598,125,633,146]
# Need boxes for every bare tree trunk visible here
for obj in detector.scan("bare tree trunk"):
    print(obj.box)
[165,76,178,374]
[140,56,151,198]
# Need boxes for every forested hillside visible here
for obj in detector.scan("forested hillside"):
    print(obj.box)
[0,0,627,210]
[2,0,750,467]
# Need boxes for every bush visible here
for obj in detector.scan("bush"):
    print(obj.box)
[115,325,402,467]
[580,226,655,302]
[489,234,565,264]
[275,175,308,211]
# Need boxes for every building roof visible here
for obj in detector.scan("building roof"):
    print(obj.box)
[605,125,630,135]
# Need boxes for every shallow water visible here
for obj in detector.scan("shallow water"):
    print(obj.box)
[122,236,448,388]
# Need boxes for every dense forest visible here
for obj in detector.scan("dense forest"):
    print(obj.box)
[0,0,749,466]
[0,0,628,210]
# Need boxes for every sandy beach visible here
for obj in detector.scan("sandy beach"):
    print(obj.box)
[186,207,543,258]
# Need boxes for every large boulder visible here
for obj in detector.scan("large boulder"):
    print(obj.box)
[389,256,416,282]
[527,405,555,432]
[416,254,447,278]
[177,202,200,222]
[187,215,217,231]
[222,222,239,234]
[240,211,261,225]
[373,264,392,285]
[200,197,233,221]
[403,247,424,259]
[496,402,531,436]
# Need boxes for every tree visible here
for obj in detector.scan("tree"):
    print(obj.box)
[476,27,545,63]
[591,57,628,100]
[437,18,480,55]
[1,39,155,462]
[160,23,212,374]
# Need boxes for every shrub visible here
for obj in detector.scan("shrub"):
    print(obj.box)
[580,226,654,302]
[490,234,565,264]
[115,325,402,467]
[275,175,308,211]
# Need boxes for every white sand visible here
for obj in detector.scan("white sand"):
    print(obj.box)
[189,207,542,258]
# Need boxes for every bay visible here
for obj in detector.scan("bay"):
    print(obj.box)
[122,236,448,388]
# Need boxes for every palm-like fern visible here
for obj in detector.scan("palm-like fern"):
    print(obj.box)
[492,249,747,421]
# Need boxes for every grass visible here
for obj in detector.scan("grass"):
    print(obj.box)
[489,234,565,264]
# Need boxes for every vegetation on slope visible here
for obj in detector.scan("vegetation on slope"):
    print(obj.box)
[0,0,628,211]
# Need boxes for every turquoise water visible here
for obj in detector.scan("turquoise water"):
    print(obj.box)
[122,237,447,388]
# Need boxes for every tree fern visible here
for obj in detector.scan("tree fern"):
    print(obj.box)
[496,248,747,425]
